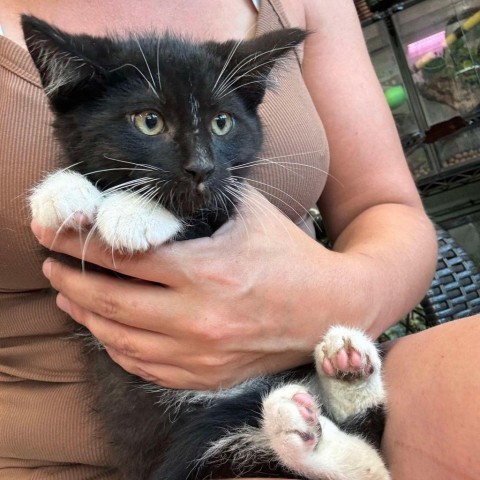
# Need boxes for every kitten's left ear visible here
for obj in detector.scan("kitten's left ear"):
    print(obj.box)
[21,15,107,111]
[213,28,308,109]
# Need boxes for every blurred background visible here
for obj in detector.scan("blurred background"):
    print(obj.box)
[354,0,480,267]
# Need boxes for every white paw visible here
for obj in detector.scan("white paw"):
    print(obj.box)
[314,326,385,422]
[315,326,381,381]
[262,385,322,463]
[95,191,183,253]
[262,383,390,480]
[30,170,102,229]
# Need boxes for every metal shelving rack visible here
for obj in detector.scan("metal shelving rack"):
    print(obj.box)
[362,0,480,268]
[362,0,480,191]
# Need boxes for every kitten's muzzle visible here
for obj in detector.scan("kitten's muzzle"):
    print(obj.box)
[183,166,215,185]
[182,158,215,185]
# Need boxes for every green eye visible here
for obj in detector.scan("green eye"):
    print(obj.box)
[211,112,233,136]
[132,111,165,136]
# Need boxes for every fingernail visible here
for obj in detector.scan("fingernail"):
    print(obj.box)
[42,258,54,279]
[56,293,72,315]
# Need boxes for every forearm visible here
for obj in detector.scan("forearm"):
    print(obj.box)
[307,203,437,339]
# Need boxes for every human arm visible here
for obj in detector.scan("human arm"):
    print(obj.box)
[302,0,437,334]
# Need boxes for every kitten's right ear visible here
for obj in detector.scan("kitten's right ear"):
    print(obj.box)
[21,15,103,111]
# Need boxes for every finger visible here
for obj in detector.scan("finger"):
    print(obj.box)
[31,187,285,282]
[46,259,191,335]
[31,219,202,285]
[63,296,246,389]
[57,293,188,365]
[104,347,221,390]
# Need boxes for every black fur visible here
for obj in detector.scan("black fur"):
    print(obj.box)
[22,16,385,479]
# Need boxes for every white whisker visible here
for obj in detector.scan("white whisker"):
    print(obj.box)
[102,155,165,172]
[108,62,159,98]
[133,34,157,91]
[235,177,314,235]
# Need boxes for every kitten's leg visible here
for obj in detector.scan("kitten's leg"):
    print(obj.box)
[314,326,386,423]
[30,170,102,229]
[96,191,183,253]
[261,385,390,479]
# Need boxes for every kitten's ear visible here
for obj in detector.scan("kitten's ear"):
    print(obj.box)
[21,15,105,111]
[214,28,308,109]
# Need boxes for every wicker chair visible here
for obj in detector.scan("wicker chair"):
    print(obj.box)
[422,225,480,326]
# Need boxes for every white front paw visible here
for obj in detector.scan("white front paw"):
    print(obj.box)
[30,171,102,229]
[95,191,183,253]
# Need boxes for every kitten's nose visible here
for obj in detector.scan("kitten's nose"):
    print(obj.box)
[183,160,214,184]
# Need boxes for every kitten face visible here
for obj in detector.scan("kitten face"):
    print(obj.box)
[57,56,262,217]
[22,16,306,219]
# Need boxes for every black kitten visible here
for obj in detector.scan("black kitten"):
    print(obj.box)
[24,15,390,480]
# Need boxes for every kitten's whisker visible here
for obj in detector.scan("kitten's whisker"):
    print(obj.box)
[84,167,154,176]
[229,150,330,174]
[211,22,257,97]
[218,57,285,100]
[138,186,161,207]
[156,37,162,92]
[233,178,315,236]
[14,162,88,204]
[212,37,244,94]
[108,63,159,99]
[46,177,158,251]
[133,34,158,93]
[224,182,284,248]
[218,188,251,247]
[225,182,296,243]
[230,159,326,180]
[101,177,158,195]
[236,176,310,217]
[213,47,269,97]
[214,45,294,99]
[216,79,268,100]
[56,161,85,173]
[102,155,166,172]
[81,224,100,272]
[228,158,302,177]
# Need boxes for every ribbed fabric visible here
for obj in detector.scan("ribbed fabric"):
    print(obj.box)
[0,1,329,477]
[252,0,329,222]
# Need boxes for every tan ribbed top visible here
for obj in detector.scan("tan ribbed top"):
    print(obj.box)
[0,1,328,477]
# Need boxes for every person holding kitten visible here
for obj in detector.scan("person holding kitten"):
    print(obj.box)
[0,0,478,479]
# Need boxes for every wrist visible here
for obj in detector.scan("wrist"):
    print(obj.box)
[321,249,381,335]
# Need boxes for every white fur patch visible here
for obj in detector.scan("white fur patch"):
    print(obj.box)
[261,384,390,480]
[30,170,103,229]
[95,191,183,253]
[30,172,183,253]
[315,326,386,422]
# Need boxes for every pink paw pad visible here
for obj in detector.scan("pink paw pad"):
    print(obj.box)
[291,392,320,447]
[322,347,372,379]
[292,392,317,424]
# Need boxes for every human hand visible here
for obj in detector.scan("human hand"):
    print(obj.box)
[32,187,354,390]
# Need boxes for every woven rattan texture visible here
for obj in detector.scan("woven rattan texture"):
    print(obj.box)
[422,226,480,325]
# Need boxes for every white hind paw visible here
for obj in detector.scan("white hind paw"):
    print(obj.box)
[262,385,321,464]
[262,383,390,480]
[95,191,183,253]
[30,171,102,229]
[314,326,385,422]
[315,326,381,381]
